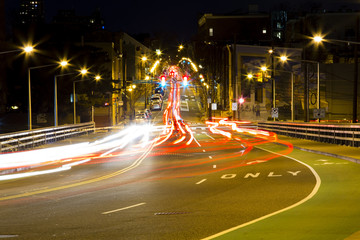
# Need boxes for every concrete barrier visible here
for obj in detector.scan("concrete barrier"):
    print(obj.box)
[0,122,95,153]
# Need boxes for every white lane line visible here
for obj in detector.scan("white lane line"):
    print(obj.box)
[193,135,202,147]
[102,202,146,215]
[204,133,215,140]
[202,145,321,240]
[196,179,207,185]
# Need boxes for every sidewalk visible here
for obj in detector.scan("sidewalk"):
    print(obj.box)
[277,135,360,164]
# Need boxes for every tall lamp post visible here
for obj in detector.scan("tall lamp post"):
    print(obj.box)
[278,55,319,122]
[28,60,67,130]
[313,34,360,123]
[72,74,101,124]
[0,45,34,129]
[261,66,295,121]
[54,68,87,126]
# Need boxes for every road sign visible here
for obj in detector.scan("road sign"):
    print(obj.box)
[313,108,325,118]
[271,108,278,118]
[232,102,238,111]
[211,103,217,110]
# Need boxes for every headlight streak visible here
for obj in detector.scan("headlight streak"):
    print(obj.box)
[0,125,156,180]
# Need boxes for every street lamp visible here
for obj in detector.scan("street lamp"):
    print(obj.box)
[0,44,34,55]
[128,84,136,120]
[72,73,100,124]
[312,34,360,122]
[261,66,295,121]
[28,60,67,130]
[54,67,87,126]
[280,55,320,122]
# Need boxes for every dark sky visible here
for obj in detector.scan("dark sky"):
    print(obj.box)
[5,0,359,40]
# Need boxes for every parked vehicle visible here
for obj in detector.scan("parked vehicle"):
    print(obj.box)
[150,100,162,111]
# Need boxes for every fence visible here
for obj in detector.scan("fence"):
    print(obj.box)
[258,122,360,147]
[0,122,95,153]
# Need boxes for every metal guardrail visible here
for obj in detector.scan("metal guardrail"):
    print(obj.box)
[0,122,95,153]
[258,122,360,147]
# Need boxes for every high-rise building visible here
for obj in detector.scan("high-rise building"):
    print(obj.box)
[18,0,44,24]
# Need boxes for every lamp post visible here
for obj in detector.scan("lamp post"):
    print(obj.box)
[54,68,87,126]
[28,60,67,130]
[279,55,319,122]
[72,74,101,124]
[3,44,34,130]
[141,56,148,108]
[261,67,295,122]
[313,34,360,122]
[0,45,33,55]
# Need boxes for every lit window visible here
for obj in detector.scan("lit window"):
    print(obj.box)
[277,32,282,39]
[209,28,214,37]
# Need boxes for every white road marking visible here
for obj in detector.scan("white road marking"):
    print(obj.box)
[209,156,213,159]
[203,150,206,152]
[202,145,321,240]
[196,179,207,185]
[102,202,146,215]
[204,133,215,140]
[213,165,217,168]
[193,135,202,147]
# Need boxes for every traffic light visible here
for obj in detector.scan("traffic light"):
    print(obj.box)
[183,76,188,87]
[160,75,166,87]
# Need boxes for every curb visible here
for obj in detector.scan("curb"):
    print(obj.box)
[290,145,360,164]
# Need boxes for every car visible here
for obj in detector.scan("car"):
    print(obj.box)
[134,112,148,124]
[150,95,162,103]
[150,100,162,111]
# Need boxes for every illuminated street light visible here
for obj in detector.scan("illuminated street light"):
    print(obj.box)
[261,66,267,72]
[23,46,34,53]
[55,67,88,126]
[141,56,148,61]
[280,55,288,62]
[313,35,324,43]
[72,73,100,124]
[28,60,69,130]
[247,73,254,79]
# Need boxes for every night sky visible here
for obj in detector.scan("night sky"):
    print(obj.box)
[5,0,359,40]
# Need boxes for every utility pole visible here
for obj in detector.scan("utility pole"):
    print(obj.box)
[353,16,359,123]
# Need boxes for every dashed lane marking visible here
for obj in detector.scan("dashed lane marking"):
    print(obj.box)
[102,202,146,215]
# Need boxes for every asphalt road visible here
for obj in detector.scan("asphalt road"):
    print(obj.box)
[1,84,358,239]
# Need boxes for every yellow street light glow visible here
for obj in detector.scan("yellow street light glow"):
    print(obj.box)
[268,49,274,54]
[145,75,150,80]
[141,56,148,61]
[313,35,323,43]
[128,88,133,92]
[280,55,288,62]
[261,66,267,72]
[80,69,88,75]
[95,75,101,81]
[156,49,162,56]
[179,45,184,50]
[247,74,253,79]
[132,84,136,89]
[60,61,68,67]
[24,46,34,53]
